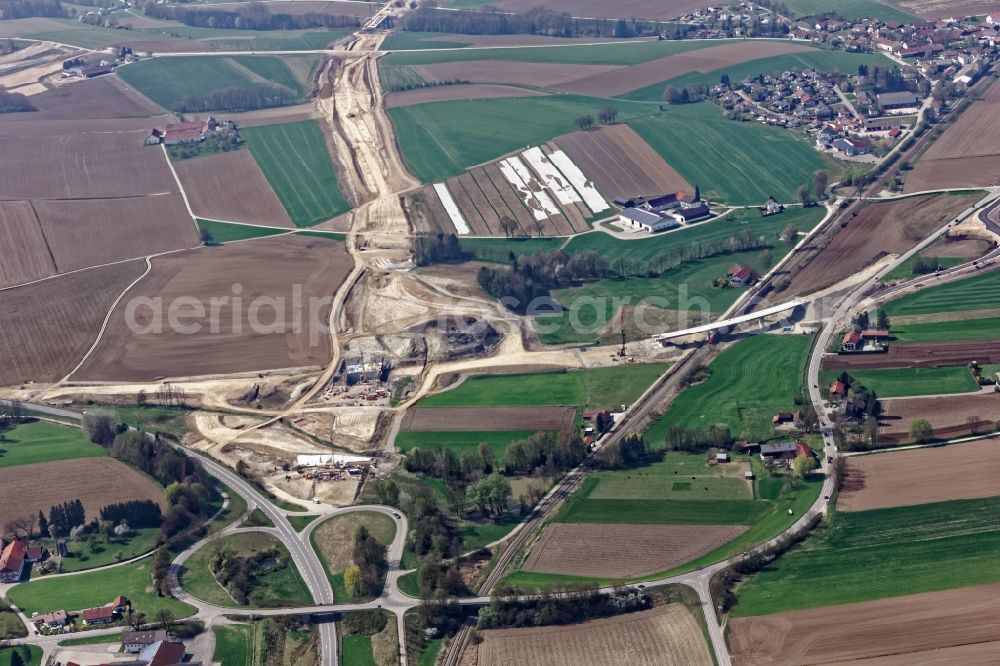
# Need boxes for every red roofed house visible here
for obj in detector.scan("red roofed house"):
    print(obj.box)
[0,540,27,583]
[112,595,130,613]
[82,606,116,625]
[795,440,816,459]
[860,329,890,340]
[137,639,186,666]
[727,264,756,286]
[163,121,207,146]
[842,331,862,351]
[830,380,847,399]
[986,11,1000,24]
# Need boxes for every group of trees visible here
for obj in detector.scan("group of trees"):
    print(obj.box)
[405,443,495,484]
[167,130,243,160]
[662,83,710,105]
[208,543,285,605]
[0,0,64,19]
[464,473,512,518]
[477,588,648,629]
[574,106,618,130]
[795,170,830,206]
[343,526,388,599]
[173,84,295,114]
[851,309,890,332]
[400,6,655,39]
[140,1,360,31]
[45,500,86,537]
[504,430,587,477]
[414,232,470,266]
[598,433,652,468]
[99,500,162,529]
[664,423,734,452]
[0,89,35,114]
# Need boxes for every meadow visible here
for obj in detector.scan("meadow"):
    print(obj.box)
[458,237,566,263]
[180,532,312,608]
[782,0,917,21]
[8,558,196,618]
[891,316,1000,343]
[389,95,833,204]
[882,269,1000,315]
[197,219,289,243]
[418,364,668,411]
[0,646,41,666]
[564,206,824,262]
[646,334,813,444]
[342,634,376,666]
[242,121,352,226]
[820,366,978,397]
[395,430,537,459]
[881,255,964,282]
[311,512,396,601]
[732,495,1000,616]
[213,624,255,666]
[0,420,105,468]
[586,452,753,501]
[117,55,313,111]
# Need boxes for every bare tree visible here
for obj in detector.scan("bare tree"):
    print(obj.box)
[155,608,175,632]
[967,415,981,435]
[499,216,518,239]
[532,218,546,238]
[574,114,594,130]
[598,106,618,124]
[5,515,36,539]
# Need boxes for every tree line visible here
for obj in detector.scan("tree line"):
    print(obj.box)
[139,1,360,31]
[173,83,296,114]
[99,500,162,529]
[0,88,34,114]
[399,7,657,38]
[0,0,64,19]
[477,587,649,629]
[415,232,470,266]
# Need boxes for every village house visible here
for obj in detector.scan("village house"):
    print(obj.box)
[840,397,868,425]
[81,605,117,626]
[24,544,47,563]
[842,331,863,351]
[772,410,804,426]
[833,137,873,156]
[727,264,756,286]
[760,441,814,463]
[123,629,168,653]
[31,610,68,631]
[0,540,27,583]
[829,380,847,399]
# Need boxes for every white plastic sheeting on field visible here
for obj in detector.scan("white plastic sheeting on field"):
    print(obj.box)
[507,156,560,217]
[522,146,581,206]
[433,182,471,234]
[546,149,609,214]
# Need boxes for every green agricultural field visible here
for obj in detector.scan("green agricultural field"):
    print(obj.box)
[0,420,105,468]
[819,366,978,398]
[382,31,473,50]
[647,334,813,444]
[341,634,376,666]
[418,364,668,411]
[242,121,352,227]
[390,94,833,204]
[732,495,1000,616]
[783,0,918,21]
[585,452,753,501]
[197,219,290,244]
[564,206,824,264]
[213,624,255,666]
[629,105,835,204]
[137,23,349,51]
[395,430,537,459]
[890,316,1000,343]
[882,269,1000,316]
[0,646,41,666]
[457,237,566,264]
[556,476,769,524]
[626,50,894,100]
[117,55,311,111]
[8,559,195,618]
[179,532,312,608]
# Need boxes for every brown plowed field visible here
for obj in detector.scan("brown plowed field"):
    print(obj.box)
[0,131,176,199]
[483,163,536,234]
[457,173,500,233]
[553,125,691,199]
[73,235,354,382]
[0,458,165,529]
[175,150,294,227]
[446,176,490,235]
[469,604,713,666]
[0,200,55,288]
[523,523,747,578]
[879,391,1000,444]
[400,406,575,432]
[471,167,529,235]
[838,438,1000,511]
[483,0,719,20]
[385,83,546,108]
[418,60,621,88]
[926,234,994,258]
[0,260,145,386]
[24,76,163,120]
[33,194,197,273]
[904,79,1000,191]
[778,193,980,297]
[821,340,1000,370]
[729,584,1000,666]
[556,41,813,97]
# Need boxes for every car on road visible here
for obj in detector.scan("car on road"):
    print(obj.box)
[392,512,401,519]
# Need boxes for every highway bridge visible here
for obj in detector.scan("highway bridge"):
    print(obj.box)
[651,299,804,343]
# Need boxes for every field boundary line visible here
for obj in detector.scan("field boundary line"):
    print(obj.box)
[58,256,153,385]
[160,143,200,231]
